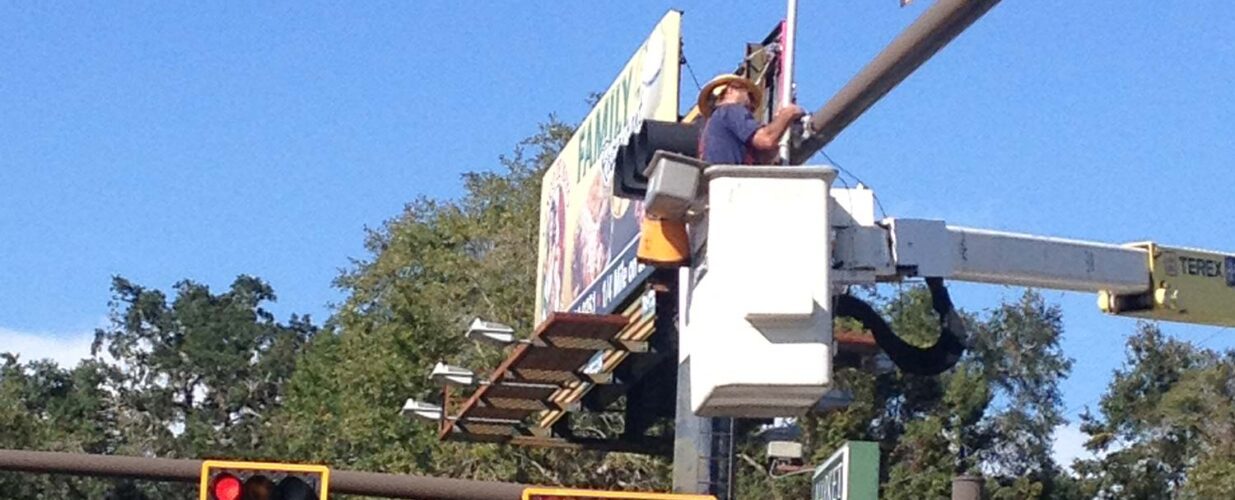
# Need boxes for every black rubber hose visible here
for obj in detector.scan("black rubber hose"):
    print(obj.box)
[833,278,967,375]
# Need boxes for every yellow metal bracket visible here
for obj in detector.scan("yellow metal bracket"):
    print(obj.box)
[523,487,715,499]
[1100,242,1235,327]
[199,460,329,500]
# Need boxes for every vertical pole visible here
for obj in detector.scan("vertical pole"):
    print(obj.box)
[440,384,451,435]
[673,267,713,494]
[952,474,985,500]
[778,0,799,164]
[710,417,735,500]
[673,360,713,491]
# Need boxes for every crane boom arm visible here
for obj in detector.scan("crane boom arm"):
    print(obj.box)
[830,190,1235,328]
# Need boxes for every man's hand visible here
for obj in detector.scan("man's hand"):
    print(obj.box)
[752,104,808,151]
[775,104,806,122]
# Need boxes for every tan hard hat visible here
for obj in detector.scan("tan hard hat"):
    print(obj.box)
[696,74,763,118]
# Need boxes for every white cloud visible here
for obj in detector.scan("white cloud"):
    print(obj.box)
[0,326,97,368]
[1052,423,1094,472]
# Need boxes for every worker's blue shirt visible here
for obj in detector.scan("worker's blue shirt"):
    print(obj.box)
[701,103,762,165]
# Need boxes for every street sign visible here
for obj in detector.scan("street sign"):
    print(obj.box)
[812,441,879,500]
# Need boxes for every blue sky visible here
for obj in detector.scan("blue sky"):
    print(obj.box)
[2,1,1233,465]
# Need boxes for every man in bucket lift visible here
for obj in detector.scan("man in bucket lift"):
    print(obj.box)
[636,74,804,268]
[696,74,804,165]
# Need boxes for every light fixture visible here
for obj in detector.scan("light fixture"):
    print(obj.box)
[766,440,804,461]
[400,398,443,422]
[429,362,480,387]
[464,318,517,346]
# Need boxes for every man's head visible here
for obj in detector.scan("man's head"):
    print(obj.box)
[697,75,763,118]
[720,84,754,109]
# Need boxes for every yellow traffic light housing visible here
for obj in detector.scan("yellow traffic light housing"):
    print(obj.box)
[200,460,329,500]
[523,487,715,499]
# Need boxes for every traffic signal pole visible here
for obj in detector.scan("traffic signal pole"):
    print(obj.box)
[790,0,1003,164]
[777,0,799,164]
[0,449,527,500]
[0,448,201,484]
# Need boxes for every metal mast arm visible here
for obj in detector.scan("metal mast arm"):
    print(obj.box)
[828,188,1235,328]
[791,0,1003,164]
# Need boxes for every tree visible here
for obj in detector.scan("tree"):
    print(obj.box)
[273,116,671,489]
[92,275,317,461]
[1073,322,1235,499]
[0,354,143,498]
[0,275,316,499]
[1168,355,1235,498]
[972,291,1072,497]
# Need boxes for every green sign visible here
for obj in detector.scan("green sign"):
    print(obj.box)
[812,441,879,500]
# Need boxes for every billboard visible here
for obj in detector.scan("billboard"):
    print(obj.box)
[535,11,681,324]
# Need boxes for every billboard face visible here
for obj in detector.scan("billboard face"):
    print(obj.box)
[535,11,681,324]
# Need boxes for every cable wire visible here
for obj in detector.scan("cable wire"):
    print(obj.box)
[681,52,702,91]
[819,150,889,220]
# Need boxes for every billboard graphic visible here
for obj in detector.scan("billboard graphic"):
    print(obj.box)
[535,11,681,324]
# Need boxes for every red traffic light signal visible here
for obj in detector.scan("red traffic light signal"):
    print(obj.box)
[200,460,329,500]
[211,473,241,500]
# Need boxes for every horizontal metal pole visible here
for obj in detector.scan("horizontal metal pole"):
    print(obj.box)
[792,0,1003,164]
[944,226,1150,294]
[0,448,200,484]
[0,449,527,500]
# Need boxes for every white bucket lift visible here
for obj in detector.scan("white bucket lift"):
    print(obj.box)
[684,165,837,417]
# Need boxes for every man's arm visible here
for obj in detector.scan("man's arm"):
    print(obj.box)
[750,105,805,151]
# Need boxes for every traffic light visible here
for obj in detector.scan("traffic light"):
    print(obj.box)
[612,119,702,200]
[200,460,329,500]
